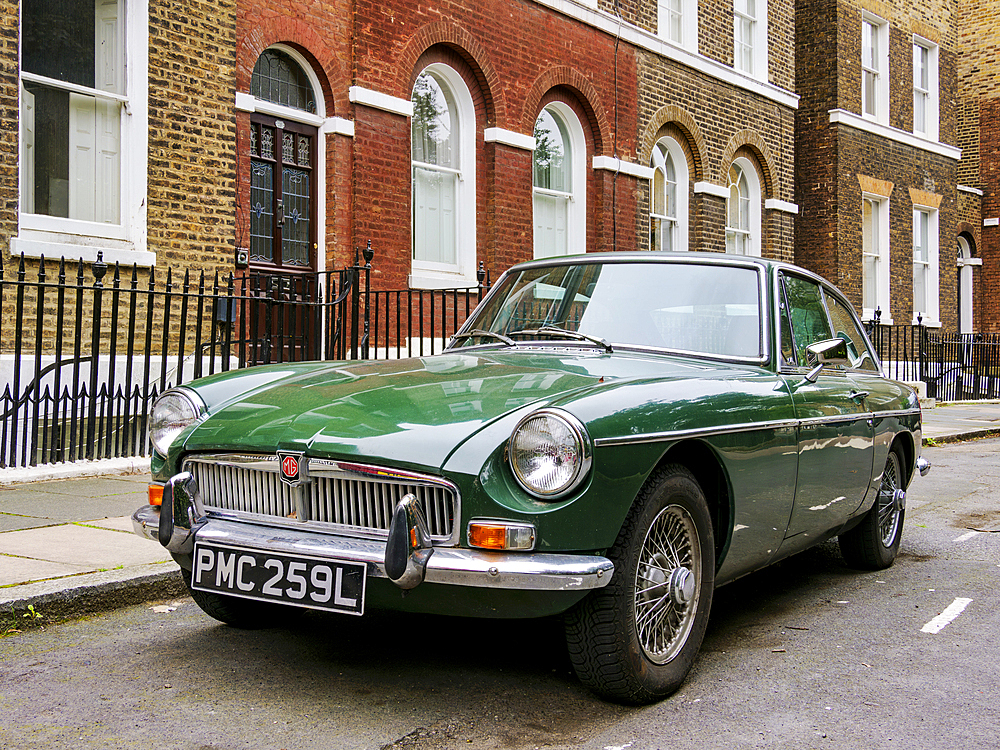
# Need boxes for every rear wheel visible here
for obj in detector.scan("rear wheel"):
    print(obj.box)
[839,446,906,570]
[183,568,290,628]
[565,465,715,704]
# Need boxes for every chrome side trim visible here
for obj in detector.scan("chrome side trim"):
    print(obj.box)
[873,408,922,419]
[176,517,614,591]
[594,419,799,447]
[594,409,922,448]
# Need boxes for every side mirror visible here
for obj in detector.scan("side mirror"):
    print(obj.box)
[803,338,850,382]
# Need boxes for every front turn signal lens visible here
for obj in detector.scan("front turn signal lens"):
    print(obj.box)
[468,521,536,551]
[148,483,164,506]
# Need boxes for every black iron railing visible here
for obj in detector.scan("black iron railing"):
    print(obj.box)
[1,247,491,470]
[866,313,1000,401]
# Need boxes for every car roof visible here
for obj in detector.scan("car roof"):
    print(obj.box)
[505,252,835,292]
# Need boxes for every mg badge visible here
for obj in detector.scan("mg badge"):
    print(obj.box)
[277,451,307,487]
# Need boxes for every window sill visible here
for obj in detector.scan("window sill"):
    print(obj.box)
[10,234,155,267]
[408,270,481,291]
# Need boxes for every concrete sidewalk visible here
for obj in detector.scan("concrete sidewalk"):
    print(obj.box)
[2,400,999,626]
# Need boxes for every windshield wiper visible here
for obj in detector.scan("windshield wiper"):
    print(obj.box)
[508,325,613,353]
[451,329,517,347]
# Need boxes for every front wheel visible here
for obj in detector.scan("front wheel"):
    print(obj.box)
[839,446,906,570]
[565,465,715,704]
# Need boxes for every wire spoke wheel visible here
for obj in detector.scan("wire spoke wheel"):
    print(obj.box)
[839,445,906,570]
[634,504,701,664]
[876,451,903,547]
[565,465,714,704]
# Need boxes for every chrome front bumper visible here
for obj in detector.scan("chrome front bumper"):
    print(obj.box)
[132,503,613,592]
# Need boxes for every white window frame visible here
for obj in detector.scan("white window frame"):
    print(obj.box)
[409,63,477,290]
[649,136,689,252]
[14,0,150,265]
[725,157,761,257]
[913,37,939,141]
[862,193,891,322]
[734,0,768,81]
[861,13,889,126]
[532,102,586,259]
[957,236,977,334]
[658,0,698,52]
[912,205,940,326]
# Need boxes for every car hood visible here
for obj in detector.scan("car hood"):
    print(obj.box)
[177,350,716,470]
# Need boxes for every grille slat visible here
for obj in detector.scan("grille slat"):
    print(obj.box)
[185,456,458,542]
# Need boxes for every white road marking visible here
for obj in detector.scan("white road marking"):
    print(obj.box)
[921,597,973,634]
[954,531,979,542]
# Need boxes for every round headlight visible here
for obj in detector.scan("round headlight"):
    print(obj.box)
[149,389,204,456]
[509,409,592,499]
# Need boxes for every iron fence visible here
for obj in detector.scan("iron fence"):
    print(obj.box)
[1,247,490,470]
[867,320,1000,401]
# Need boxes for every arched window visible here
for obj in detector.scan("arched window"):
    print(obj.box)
[411,64,476,287]
[650,137,689,251]
[726,158,761,256]
[958,237,975,334]
[533,103,586,258]
[248,48,319,270]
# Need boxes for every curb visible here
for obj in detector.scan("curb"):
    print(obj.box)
[925,428,1000,446]
[1,564,184,631]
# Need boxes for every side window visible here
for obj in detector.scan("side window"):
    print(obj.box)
[825,292,879,371]
[780,275,832,366]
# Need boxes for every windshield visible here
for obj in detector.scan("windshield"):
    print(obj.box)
[455,260,764,359]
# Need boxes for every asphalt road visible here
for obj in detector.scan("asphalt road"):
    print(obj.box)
[1,438,997,750]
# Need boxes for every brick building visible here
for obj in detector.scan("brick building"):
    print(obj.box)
[232,0,797,294]
[3,0,238,290]
[2,0,794,306]
[795,0,963,331]
[957,0,999,333]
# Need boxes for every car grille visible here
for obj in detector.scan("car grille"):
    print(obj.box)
[183,454,459,543]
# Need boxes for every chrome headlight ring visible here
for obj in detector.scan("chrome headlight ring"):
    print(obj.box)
[508,408,593,500]
[149,388,205,456]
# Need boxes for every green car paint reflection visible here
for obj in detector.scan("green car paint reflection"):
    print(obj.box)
[134,252,926,705]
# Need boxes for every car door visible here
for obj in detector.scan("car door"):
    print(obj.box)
[778,273,875,545]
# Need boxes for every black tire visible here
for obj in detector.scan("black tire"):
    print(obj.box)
[565,465,715,704]
[183,568,290,629]
[839,446,906,570]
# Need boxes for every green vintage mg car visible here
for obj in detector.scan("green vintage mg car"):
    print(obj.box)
[133,252,929,704]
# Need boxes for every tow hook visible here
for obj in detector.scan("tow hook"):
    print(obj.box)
[384,494,433,590]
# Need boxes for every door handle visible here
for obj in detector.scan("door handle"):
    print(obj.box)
[849,390,869,404]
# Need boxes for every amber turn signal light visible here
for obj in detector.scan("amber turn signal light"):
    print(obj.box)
[468,521,535,551]
[148,483,164,506]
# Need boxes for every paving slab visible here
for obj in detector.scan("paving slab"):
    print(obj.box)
[0,514,60,532]
[0,556,93,587]
[0,523,172,569]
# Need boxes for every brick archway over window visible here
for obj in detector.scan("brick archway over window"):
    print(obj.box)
[640,105,706,182]
[399,21,503,127]
[522,67,609,154]
[237,23,342,115]
[720,129,776,198]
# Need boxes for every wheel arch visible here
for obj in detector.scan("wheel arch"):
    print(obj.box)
[655,439,733,567]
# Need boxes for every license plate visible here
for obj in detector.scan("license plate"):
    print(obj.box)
[191,541,366,616]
